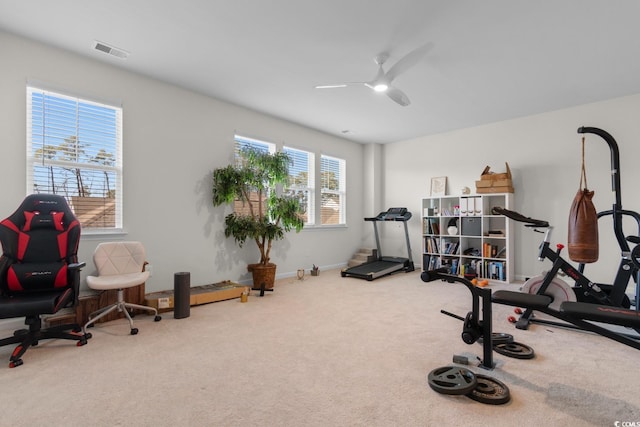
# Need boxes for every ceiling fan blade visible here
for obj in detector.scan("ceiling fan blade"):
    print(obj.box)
[386,87,411,106]
[314,82,366,89]
[385,42,434,83]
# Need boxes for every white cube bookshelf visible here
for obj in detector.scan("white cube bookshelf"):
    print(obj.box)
[421,193,514,283]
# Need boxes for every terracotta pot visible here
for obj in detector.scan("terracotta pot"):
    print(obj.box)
[247,263,277,290]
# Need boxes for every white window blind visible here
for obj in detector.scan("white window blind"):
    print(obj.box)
[233,135,276,216]
[320,154,346,225]
[284,146,315,225]
[26,86,123,230]
[234,134,275,165]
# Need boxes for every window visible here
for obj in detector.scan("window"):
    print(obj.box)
[320,155,346,225]
[234,134,275,165]
[27,86,123,231]
[233,135,276,216]
[233,135,347,227]
[283,146,315,225]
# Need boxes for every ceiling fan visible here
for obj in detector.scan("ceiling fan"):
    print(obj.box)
[315,42,433,106]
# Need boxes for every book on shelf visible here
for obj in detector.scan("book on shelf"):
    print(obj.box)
[425,236,440,254]
[422,254,430,270]
[475,260,506,281]
[441,239,459,255]
[426,255,440,270]
[430,219,440,235]
[482,243,499,258]
[422,218,441,235]
[497,262,505,281]
[451,258,459,275]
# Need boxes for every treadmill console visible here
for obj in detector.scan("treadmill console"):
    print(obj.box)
[374,207,412,221]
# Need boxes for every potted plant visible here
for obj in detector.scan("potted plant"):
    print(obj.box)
[212,148,304,289]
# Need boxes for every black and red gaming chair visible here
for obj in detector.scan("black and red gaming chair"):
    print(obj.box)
[0,194,89,368]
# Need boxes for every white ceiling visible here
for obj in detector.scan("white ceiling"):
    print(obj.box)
[2,0,640,144]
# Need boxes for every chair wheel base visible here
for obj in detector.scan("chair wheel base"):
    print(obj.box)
[9,359,23,368]
[154,315,162,322]
[130,328,139,335]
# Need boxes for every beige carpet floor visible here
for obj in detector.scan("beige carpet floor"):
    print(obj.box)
[0,269,639,426]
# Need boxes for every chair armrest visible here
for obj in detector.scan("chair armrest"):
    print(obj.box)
[67,262,86,308]
[69,262,86,270]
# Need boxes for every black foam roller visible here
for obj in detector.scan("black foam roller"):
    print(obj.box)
[174,272,190,319]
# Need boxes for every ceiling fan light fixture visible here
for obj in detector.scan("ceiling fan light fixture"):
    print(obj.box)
[373,83,388,92]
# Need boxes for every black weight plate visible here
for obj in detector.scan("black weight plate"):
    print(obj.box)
[478,332,514,345]
[427,366,478,395]
[493,341,535,359]
[466,374,511,405]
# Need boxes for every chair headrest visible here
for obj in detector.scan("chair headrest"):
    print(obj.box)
[3,194,77,232]
[22,211,65,232]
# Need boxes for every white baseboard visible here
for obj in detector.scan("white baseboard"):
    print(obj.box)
[236,263,348,285]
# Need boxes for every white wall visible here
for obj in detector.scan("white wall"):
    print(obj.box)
[383,94,640,285]
[4,29,640,294]
[0,31,365,292]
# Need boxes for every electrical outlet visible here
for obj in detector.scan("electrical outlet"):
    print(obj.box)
[158,297,170,309]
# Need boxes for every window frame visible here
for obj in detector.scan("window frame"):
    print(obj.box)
[26,85,123,233]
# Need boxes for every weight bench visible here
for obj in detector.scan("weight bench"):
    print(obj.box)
[422,269,640,371]
[492,290,640,350]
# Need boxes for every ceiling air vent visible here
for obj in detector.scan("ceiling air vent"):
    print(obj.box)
[93,41,129,59]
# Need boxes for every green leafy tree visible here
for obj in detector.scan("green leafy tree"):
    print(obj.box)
[212,148,304,265]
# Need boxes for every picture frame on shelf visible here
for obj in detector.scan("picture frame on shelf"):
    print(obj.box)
[430,176,447,196]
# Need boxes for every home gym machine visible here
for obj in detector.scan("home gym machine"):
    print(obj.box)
[420,267,640,403]
[341,207,415,281]
[495,127,640,332]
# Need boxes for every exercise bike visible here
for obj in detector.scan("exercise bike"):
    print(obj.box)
[494,206,640,335]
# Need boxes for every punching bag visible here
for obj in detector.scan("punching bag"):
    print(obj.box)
[568,137,598,263]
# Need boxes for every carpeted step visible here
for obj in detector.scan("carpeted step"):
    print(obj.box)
[347,248,378,267]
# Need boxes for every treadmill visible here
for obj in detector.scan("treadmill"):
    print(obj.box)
[341,207,415,281]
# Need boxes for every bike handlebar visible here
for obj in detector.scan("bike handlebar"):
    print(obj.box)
[491,206,549,228]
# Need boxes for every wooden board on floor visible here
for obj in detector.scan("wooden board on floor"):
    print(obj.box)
[145,281,249,313]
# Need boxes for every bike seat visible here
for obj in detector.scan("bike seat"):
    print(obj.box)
[492,207,549,228]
